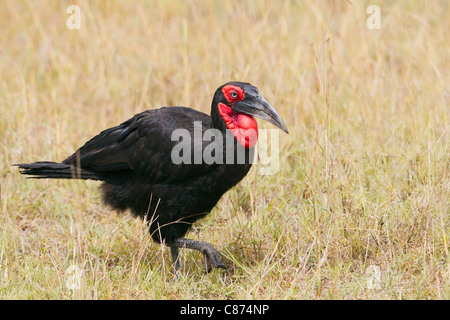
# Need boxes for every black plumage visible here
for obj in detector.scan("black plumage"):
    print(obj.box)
[16,81,288,272]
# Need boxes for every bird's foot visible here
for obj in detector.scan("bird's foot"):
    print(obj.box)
[171,238,226,273]
[200,243,226,273]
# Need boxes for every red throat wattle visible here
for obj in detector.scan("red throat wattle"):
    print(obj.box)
[218,102,258,148]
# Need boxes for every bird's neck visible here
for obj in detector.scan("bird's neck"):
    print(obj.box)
[211,103,258,149]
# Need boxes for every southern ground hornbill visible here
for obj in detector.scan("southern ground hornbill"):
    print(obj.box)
[16,81,288,273]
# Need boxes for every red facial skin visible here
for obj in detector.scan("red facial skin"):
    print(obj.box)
[219,85,258,149]
[221,85,245,103]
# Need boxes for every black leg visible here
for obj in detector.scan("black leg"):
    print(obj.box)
[170,246,180,273]
[170,238,226,272]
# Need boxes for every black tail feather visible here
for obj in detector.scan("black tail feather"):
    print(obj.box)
[14,161,103,181]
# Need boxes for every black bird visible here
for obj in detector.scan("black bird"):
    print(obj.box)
[15,81,288,273]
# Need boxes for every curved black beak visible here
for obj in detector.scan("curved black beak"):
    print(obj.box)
[233,88,289,134]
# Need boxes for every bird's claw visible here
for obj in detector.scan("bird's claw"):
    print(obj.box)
[201,246,226,273]
[204,255,226,273]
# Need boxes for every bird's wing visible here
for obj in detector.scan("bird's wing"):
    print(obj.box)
[63,107,217,183]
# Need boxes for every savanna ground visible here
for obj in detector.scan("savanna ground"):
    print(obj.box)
[0,1,448,299]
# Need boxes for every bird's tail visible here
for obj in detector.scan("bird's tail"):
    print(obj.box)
[14,161,103,181]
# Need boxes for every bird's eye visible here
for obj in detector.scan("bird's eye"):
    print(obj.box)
[230,91,238,99]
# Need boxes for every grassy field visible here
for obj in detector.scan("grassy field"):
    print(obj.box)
[1,0,448,299]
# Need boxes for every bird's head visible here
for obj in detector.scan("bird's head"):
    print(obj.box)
[212,81,289,148]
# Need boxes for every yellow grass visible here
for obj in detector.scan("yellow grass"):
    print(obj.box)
[1,0,448,299]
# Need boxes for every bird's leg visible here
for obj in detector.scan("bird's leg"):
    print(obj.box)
[171,238,226,272]
[170,246,181,274]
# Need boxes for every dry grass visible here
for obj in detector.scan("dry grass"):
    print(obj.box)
[1,0,448,299]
